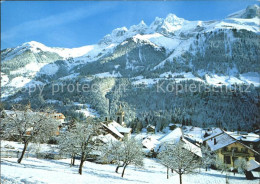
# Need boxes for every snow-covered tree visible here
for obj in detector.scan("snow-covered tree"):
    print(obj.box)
[100,140,124,173]
[101,137,144,177]
[158,142,201,184]
[234,158,248,174]
[215,159,230,184]
[1,105,59,163]
[58,118,102,175]
[201,145,216,171]
[58,126,78,166]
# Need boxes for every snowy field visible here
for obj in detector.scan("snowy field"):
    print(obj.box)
[1,158,259,184]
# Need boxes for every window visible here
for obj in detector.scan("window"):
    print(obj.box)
[223,147,228,151]
[231,147,238,152]
[224,156,231,164]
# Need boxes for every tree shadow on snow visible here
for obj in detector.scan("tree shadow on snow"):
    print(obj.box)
[202,172,257,181]
[1,159,55,172]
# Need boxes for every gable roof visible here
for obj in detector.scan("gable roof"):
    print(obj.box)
[183,126,204,143]
[203,128,224,141]
[116,126,132,133]
[206,132,260,155]
[226,131,260,143]
[182,138,202,157]
[142,136,159,150]
[207,132,237,152]
[158,127,183,143]
[108,121,131,133]
[102,123,124,139]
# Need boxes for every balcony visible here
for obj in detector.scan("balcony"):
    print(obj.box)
[221,149,250,157]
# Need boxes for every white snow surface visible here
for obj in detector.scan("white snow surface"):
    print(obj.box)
[74,102,99,117]
[23,41,101,59]
[158,127,183,143]
[2,157,259,184]
[1,73,9,86]
[205,73,260,87]
[7,76,32,88]
[94,71,122,78]
[142,136,159,150]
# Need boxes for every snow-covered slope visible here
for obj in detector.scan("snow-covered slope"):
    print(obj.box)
[2,5,259,91]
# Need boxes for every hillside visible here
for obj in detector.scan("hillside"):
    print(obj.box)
[1,5,260,131]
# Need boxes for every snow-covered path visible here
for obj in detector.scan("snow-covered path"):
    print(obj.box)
[1,158,259,184]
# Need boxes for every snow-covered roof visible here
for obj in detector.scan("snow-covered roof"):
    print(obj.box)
[116,126,132,133]
[203,128,224,141]
[158,127,183,143]
[107,121,131,134]
[182,138,202,157]
[206,132,260,155]
[206,133,237,152]
[247,159,260,171]
[102,123,124,139]
[142,136,159,150]
[226,131,260,142]
[183,126,204,143]
[94,134,118,144]
[147,124,155,128]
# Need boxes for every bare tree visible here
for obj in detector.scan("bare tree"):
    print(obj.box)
[1,105,59,163]
[101,137,144,178]
[158,142,201,184]
[58,118,101,175]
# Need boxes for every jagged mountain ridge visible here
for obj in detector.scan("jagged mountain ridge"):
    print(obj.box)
[1,5,260,131]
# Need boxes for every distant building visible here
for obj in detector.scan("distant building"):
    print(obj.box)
[101,105,132,140]
[1,110,65,136]
[168,123,176,130]
[147,124,155,133]
[115,104,125,127]
[156,127,202,158]
[53,113,66,123]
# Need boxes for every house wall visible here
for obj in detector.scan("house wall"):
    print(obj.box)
[147,127,155,133]
[215,142,256,168]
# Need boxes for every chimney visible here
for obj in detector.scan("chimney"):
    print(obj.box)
[214,138,217,145]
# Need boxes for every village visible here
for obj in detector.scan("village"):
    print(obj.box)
[1,104,259,184]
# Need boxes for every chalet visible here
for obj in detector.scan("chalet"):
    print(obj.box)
[168,123,176,130]
[226,131,260,162]
[156,127,202,158]
[53,113,66,123]
[146,124,155,133]
[142,136,159,150]
[205,132,260,169]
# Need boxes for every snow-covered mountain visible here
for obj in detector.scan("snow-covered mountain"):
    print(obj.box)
[1,5,260,131]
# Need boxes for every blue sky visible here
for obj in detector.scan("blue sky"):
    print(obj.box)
[1,1,258,49]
